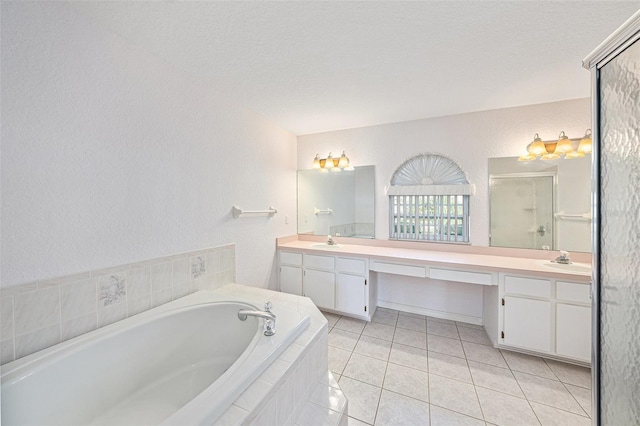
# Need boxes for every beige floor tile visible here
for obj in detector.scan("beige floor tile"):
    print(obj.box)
[429,405,485,426]
[362,322,395,341]
[343,353,388,387]
[329,328,361,352]
[530,402,591,426]
[354,335,392,361]
[427,320,460,339]
[371,310,398,326]
[334,317,367,334]
[476,386,539,426]
[501,351,557,380]
[456,325,492,346]
[322,311,341,328]
[329,345,352,375]
[348,416,370,426]
[427,334,465,358]
[388,342,428,371]
[396,314,427,332]
[383,363,429,402]
[513,371,586,415]
[462,341,508,368]
[565,383,592,418]
[393,327,427,349]
[338,376,381,425]
[544,359,591,389]
[428,351,472,383]
[455,321,484,330]
[375,390,430,426]
[468,360,524,398]
[428,373,482,420]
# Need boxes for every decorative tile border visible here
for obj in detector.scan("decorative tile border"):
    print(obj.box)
[0,244,236,365]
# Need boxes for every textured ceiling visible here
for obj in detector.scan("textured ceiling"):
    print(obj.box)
[71,1,639,135]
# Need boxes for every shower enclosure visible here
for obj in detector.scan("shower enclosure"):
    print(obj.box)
[583,10,640,425]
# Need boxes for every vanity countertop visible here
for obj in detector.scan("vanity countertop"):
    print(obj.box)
[277,239,591,282]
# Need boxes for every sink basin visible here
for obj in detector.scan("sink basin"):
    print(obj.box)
[539,261,591,274]
[311,243,343,249]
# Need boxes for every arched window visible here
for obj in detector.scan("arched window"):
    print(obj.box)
[387,153,475,243]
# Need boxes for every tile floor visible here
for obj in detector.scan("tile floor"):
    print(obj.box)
[324,307,592,426]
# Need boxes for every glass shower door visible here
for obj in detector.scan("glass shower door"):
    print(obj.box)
[596,33,640,424]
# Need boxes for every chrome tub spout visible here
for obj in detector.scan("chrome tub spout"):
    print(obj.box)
[238,302,276,336]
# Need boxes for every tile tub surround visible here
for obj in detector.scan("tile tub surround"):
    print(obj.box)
[212,284,347,426]
[325,308,592,425]
[0,244,236,365]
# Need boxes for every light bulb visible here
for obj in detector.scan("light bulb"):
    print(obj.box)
[554,131,574,155]
[338,151,350,168]
[325,153,334,169]
[529,134,548,156]
[577,129,592,154]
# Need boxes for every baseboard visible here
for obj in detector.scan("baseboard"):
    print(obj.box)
[494,343,591,368]
[377,300,483,326]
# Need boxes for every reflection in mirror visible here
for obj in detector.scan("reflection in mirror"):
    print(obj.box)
[489,157,591,252]
[297,166,375,238]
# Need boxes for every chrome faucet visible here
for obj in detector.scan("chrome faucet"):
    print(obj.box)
[553,250,572,264]
[327,235,337,245]
[238,302,276,336]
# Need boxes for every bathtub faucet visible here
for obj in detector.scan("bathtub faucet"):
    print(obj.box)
[238,302,276,336]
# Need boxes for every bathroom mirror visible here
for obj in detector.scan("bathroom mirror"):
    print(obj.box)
[488,156,591,252]
[297,166,375,238]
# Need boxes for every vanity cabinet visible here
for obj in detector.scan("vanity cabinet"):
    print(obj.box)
[278,250,373,320]
[492,273,591,363]
[303,268,335,309]
[279,252,303,296]
[555,281,591,360]
[502,276,552,352]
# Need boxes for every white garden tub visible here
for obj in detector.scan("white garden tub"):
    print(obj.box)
[1,290,310,425]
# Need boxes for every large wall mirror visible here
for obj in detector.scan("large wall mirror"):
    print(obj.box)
[489,156,591,252]
[297,166,375,238]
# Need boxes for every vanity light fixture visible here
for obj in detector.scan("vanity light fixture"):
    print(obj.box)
[518,129,592,162]
[312,151,353,172]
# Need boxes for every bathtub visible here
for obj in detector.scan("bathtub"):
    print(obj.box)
[1,290,310,425]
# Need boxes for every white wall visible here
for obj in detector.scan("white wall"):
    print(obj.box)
[1,2,297,288]
[297,98,591,246]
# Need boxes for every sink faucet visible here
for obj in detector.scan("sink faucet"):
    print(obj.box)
[553,250,572,264]
[327,234,337,245]
[238,302,276,336]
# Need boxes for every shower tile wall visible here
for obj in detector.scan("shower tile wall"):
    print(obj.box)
[0,244,236,365]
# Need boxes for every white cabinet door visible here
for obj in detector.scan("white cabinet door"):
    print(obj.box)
[280,265,303,296]
[304,269,335,309]
[336,273,366,316]
[503,296,551,352]
[556,303,591,361]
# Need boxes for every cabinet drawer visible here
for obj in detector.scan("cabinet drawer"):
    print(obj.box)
[556,281,590,304]
[304,254,335,270]
[337,257,366,275]
[430,268,494,286]
[370,261,427,278]
[280,251,302,266]
[504,276,551,298]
